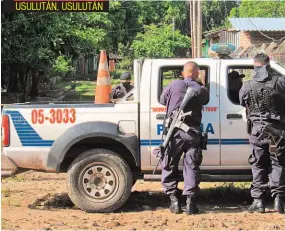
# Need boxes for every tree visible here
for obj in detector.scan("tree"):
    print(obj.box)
[1,12,113,101]
[131,24,190,59]
[202,0,239,31]
[229,0,285,18]
[2,1,242,103]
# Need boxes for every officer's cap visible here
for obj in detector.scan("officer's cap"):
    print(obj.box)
[120,72,131,80]
[229,71,245,79]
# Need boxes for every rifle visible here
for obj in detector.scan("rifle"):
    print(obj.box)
[153,87,197,174]
[258,124,285,154]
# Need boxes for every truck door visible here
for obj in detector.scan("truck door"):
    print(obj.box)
[220,61,285,168]
[149,59,220,171]
[219,61,252,167]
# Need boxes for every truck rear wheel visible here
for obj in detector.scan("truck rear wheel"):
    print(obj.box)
[67,149,133,213]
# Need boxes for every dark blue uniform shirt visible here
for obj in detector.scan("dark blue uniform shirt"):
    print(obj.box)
[160,77,209,127]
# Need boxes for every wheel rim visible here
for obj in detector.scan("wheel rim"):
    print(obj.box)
[79,162,119,202]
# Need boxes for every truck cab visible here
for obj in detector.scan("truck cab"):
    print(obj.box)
[2,56,285,213]
[136,58,284,174]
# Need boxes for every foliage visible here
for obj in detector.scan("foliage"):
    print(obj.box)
[131,24,190,58]
[202,0,239,31]
[2,0,281,102]
[52,55,75,78]
[110,69,125,80]
[117,57,133,71]
[1,12,113,101]
[229,0,285,18]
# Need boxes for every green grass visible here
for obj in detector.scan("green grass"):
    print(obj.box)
[198,182,252,202]
[5,175,26,182]
[55,79,121,102]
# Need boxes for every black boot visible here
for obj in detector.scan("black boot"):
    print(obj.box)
[274,196,284,214]
[169,193,182,214]
[185,196,199,215]
[248,198,265,213]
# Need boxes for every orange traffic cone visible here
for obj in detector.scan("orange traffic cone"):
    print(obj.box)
[95,50,111,104]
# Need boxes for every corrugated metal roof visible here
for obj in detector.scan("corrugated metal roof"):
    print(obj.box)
[230,18,285,31]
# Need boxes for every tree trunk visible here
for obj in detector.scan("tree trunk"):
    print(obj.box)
[8,64,19,93]
[30,70,39,100]
[18,65,25,91]
[21,70,31,102]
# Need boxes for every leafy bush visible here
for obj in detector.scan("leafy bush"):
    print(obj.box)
[110,69,125,80]
[52,55,75,79]
[131,24,190,59]
[117,58,133,71]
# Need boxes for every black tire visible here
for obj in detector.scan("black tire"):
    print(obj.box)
[67,149,133,213]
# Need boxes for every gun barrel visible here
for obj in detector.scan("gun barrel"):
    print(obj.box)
[179,87,196,110]
[161,125,175,150]
[265,125,285,139]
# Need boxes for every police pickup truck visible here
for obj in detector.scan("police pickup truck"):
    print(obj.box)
[2,48,285,212]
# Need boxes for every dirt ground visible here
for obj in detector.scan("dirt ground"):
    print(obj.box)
[1,171,285,230]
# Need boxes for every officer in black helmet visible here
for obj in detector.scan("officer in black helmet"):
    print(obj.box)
[239,53,285,214]
[111,72,133,101]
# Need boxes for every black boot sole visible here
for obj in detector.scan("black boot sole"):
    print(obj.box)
[248,208,265,213]
[170,208,182,214]
[185,208,199,215]
[274,208,284,214]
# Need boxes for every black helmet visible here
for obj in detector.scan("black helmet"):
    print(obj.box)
[120,72,131,80]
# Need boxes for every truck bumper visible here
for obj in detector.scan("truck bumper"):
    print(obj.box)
[1,154,18,177]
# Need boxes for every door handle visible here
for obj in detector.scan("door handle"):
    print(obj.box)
[156,114,166,120]
[227,114,242,119]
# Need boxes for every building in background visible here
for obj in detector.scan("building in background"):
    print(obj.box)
[204,18,285,65]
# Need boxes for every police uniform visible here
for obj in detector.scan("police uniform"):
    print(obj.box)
[228,71,244,104]
[239,65,285,213]
[111,72,133,100]
[160,77,209,214]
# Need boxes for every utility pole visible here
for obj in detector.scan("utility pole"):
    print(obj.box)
[189,0,202,58]
[197,0,202,58]
[189,0,194,58]
[193,0,197,58]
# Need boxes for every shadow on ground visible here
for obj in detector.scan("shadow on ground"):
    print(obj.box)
[28,185,276,213]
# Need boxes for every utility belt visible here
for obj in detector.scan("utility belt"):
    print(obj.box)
[163,114,208,150]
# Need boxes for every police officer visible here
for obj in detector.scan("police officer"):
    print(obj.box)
[160,61,209,215]
[228,70,244,104]
[239,53,285,214]
[111,72,133,101]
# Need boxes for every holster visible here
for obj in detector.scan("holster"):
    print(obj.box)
[200,132,208,150]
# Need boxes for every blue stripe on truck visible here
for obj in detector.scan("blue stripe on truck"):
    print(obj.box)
[3,110,249,147]
[3,110,55,147]
[140,139,249,146]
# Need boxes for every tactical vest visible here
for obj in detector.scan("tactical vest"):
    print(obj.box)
[244,76,285,117]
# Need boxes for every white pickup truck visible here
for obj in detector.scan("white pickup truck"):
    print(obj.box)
[2,57,285,212]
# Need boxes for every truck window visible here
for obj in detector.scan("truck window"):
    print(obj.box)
[158,66,209,99]
[227,66,254,105]
[227,65,283,105]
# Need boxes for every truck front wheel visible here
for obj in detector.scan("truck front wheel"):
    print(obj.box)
[67,149,133,212]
